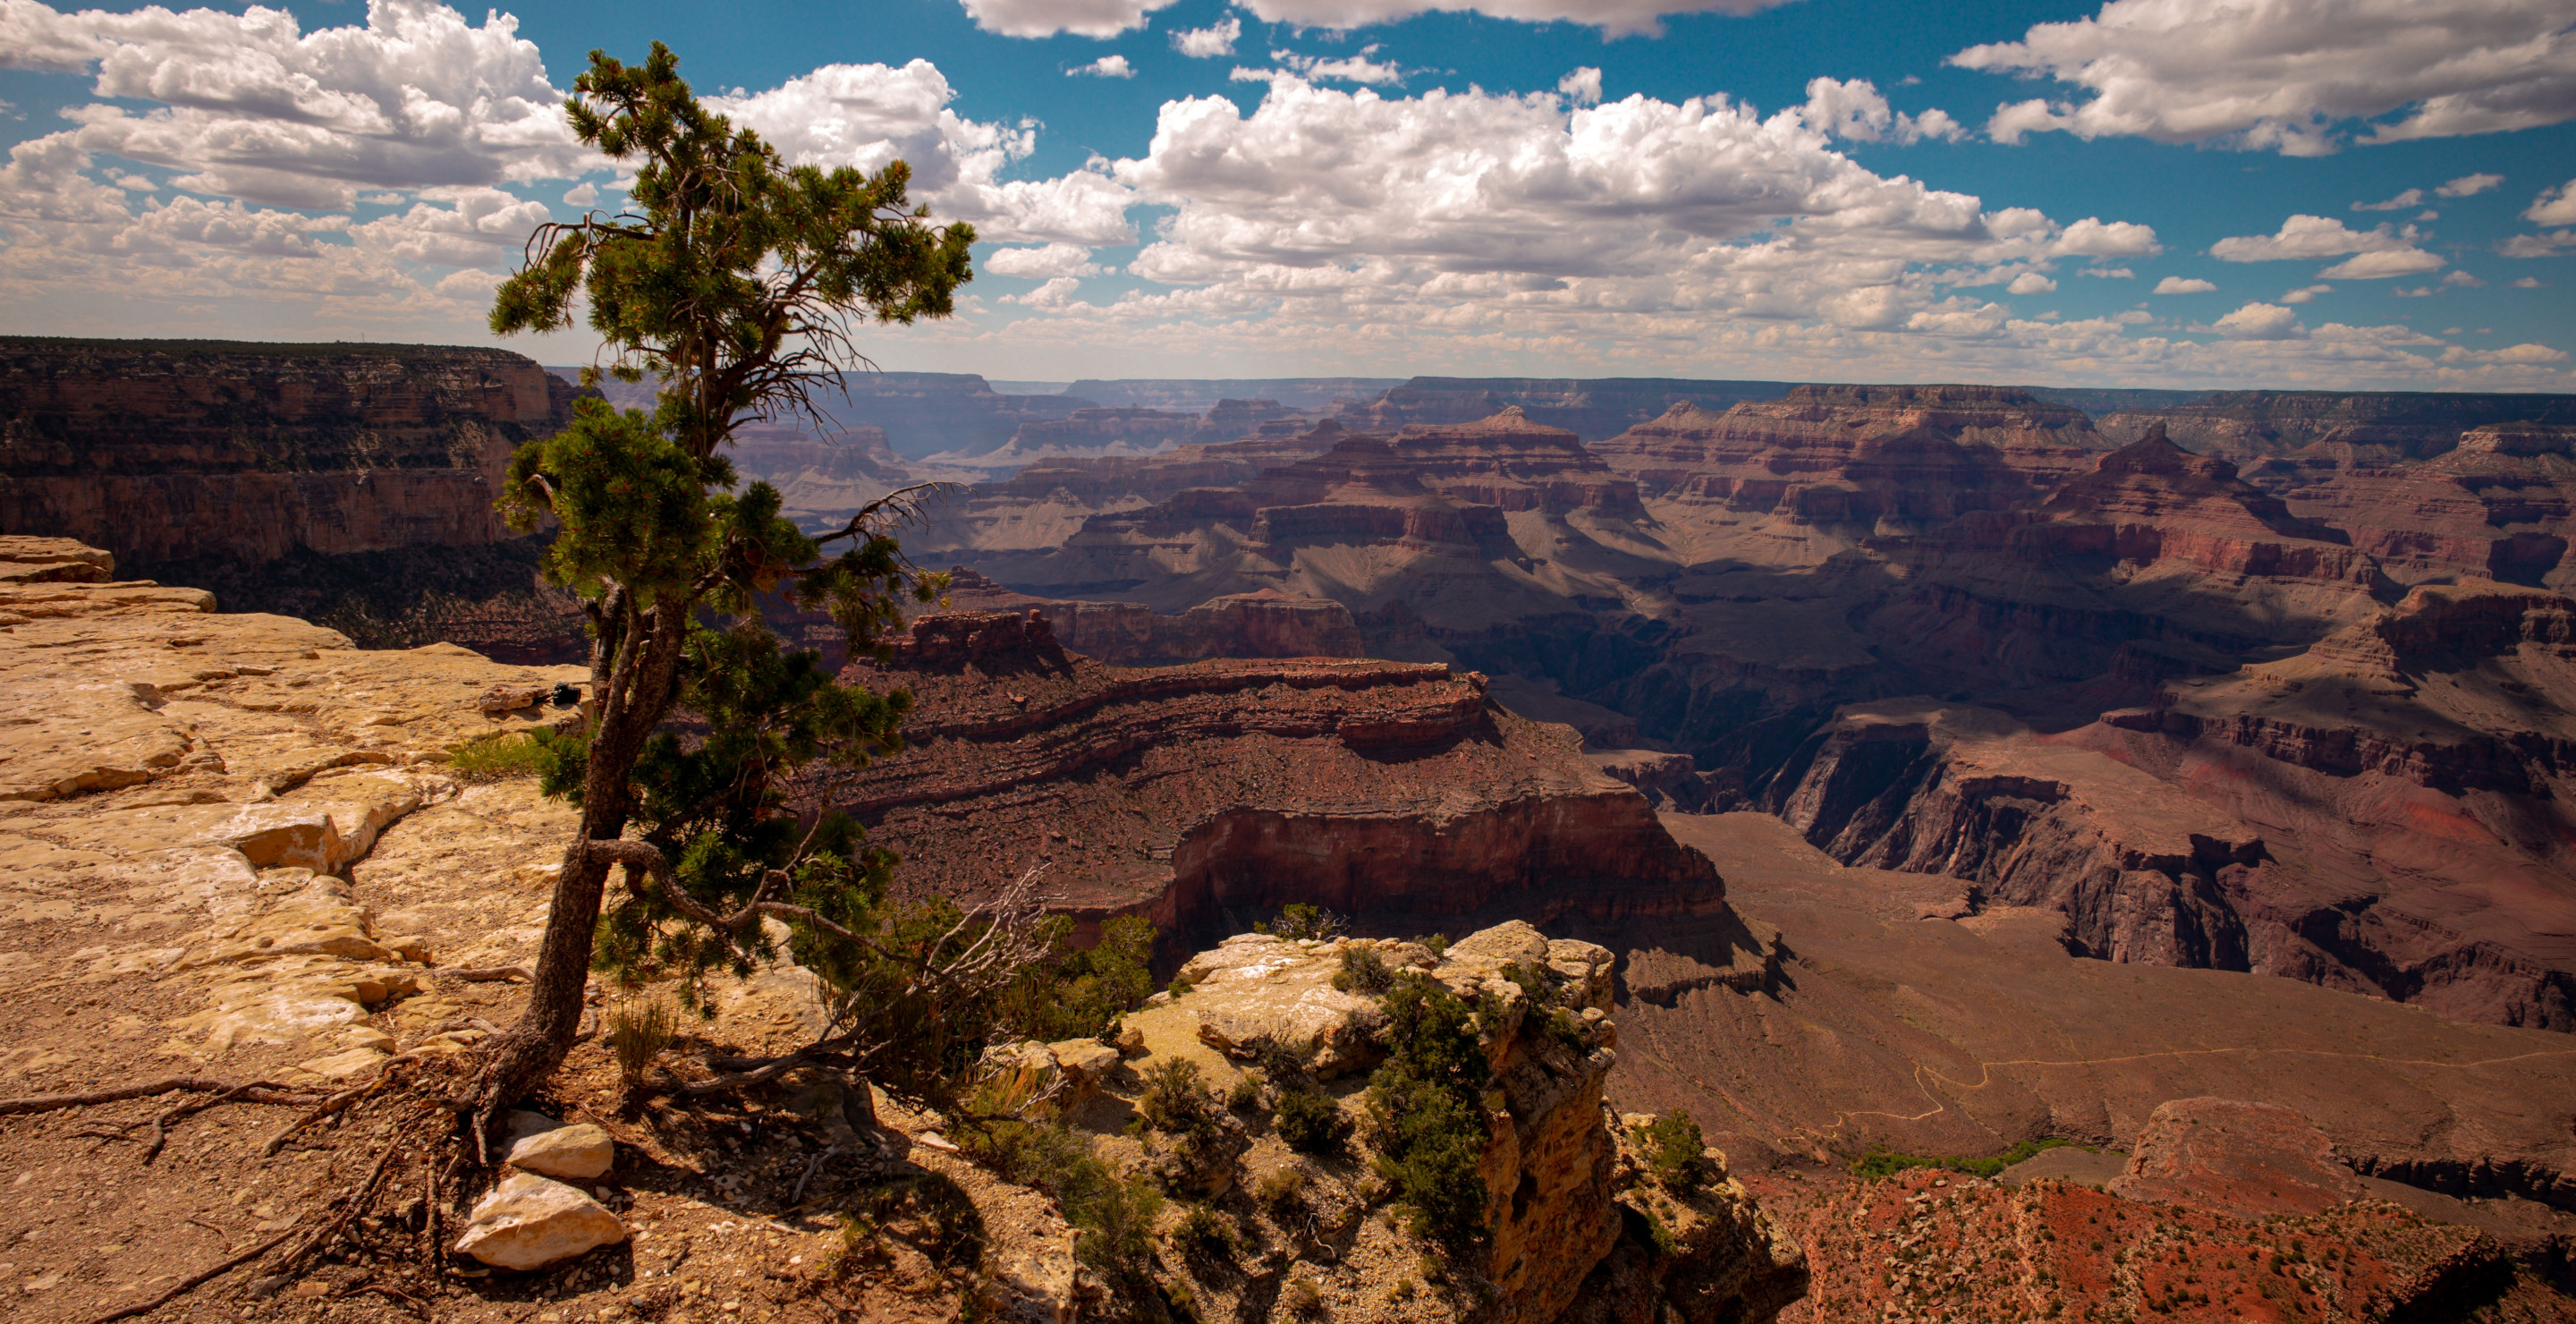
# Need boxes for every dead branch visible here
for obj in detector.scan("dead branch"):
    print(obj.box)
[263,1067,405,1156]
[273,1134,409,1280]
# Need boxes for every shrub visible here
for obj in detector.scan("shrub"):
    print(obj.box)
[1255,904,1343,942]
[1167,973,1195,999]
[1635,1112,1709,1192]
[1139,1058,1217,1134]
[997,914,1157,1044]
[1257,1166,1309,1218]
[1171,1202,1240,1263]
[1283,1271,1326,1316]
[448,731,551,781]
[1331,946,1391,995]
[1505,960,1556,1007]
[1363,972,1494,1251]
[1851,1136,2077,1181]
[1419,933,1449,956]
[1274,1085,1352,1156]
[605,994,677,1088]
[1542,1007,1588,1054]
[1227,1074,1265,1113]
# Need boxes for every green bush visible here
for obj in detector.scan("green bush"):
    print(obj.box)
[1331,945,1392,995]
[1255,904,1343,942]
[1171,1202,1240,1263]
[1634,1113,1709,1192]
[1274,1085,1352,1155]
[1363,972,1494,1251]
[447,731,554,781]
[997,914,1157,1044]
[1227,1074,1265,1113]
[1257,1166,1309,1218]
[1850,1136,2080,1181]
[1139,1058,1217,1134]
[1419,933,1449,957]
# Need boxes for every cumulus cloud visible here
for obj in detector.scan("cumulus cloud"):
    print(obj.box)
[2319,248,2446,278]
[1004,275,1083,309]
[2443,269,2485,287]
[1255,47,1405,84]
[1558,67,1603,107]
[2513,276,2543,287]
[985,242,1105,277]
[708,61,1138,245]
[2438,172,2504,197]
[2214,301,2303,339]
[1798,78,1967,144]
[2006,272,2056,294]
[2502,231,2576,258]
[2528,179,2576,226]
[2153,276,2216,293]
[2080,266,2132,278]
[1071,55,1137,78]
[1174,15,1241,56]
[2210,215,2442,277]
[2353,188,2423,212]
[2442,343,2568,365]
[1952,0,2576,154]
[562,182,597,207]
[958,0,1180,38]
[2280,284,2332,303]
[1230,0,1796,38]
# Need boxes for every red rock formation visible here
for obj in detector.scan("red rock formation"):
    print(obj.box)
[928,572,1367,665]
[2244,424,2576,588]
[835,610,1726,940]
[2109,1098,2369,1219]
[2021,422,2378,584]
[1335,376,1792,441]
[0,337,579,565]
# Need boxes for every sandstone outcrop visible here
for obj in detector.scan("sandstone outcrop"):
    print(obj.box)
[1335,376,1792,441]
[839,609,1728,940]
[935,568,1368,666]
[2108,1097,2369,1218]
[1102,921,1806,1324]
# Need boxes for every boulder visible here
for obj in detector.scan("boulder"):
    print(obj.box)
[453,1171,625,1269]
[504,1116,615,1182]
[1182,935,1387,1078]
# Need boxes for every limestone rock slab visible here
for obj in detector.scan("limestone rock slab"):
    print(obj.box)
[453,1171,625,1270]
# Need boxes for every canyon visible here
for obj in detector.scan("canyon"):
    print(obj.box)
[13,342,2576,1317]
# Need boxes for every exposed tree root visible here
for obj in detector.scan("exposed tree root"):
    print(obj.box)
[0,1075,318,1116]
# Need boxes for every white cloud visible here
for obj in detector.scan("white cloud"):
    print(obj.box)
[2512,276,2543,287]
[708,62,1138,246]
[1232,0,1796,38]
[2080,266,2131,278]
[0,0,590,209]
[2319,248,2445,278]
[1174,15,1241,57]
[1004,275,1083,309]
[2438,172,2504,198]
[2352,188,2422,212]
[347,187,551,268]
[2393,284,2436,298]
[2280,284,2332,303]
[1071,55,1137,79]
[2054,216,2160,258]
[2210,215,2442,278]
[2502,230,2576,258]
[2441,343,2568,365]
[1799,77,1967,144]
[2153,276,2216,293]
[2527,179,2576,225]
[2214,301,2303,340]
[2443,269,2484,287]
[1265,47,1405,84]
[2006,271,2056,294]
[1557,67,1603,107]
[958,0,1180,38]
[561,181,597,207]
[1952,0,2576,154]
[985,242,1104,277]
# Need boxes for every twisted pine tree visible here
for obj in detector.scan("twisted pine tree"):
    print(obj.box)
[476,41,976,1132]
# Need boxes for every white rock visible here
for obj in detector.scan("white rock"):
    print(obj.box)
[505,1119,615,1181]
[454,1171,625,1269]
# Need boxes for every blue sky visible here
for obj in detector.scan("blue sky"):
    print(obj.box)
[1,0,2571,388]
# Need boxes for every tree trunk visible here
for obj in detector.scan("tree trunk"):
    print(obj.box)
[472,598,691,1135]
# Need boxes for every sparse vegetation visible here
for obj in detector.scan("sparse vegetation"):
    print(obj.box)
[1255,903,1344,942]
[1227,1074,1266,1113]
[1167,972,1195,998]
[1257,1165,1309,1218]
[1363,972,1494,1250]
[447,731,550,781]
[1419,933,1449,956]
[1852,1136,2084,1181]
[1274,1084,1352,1156]
[1283,1270,1326,1315]
[1634,1111,1711,1192]
[1172,1202,1241,1262]
[1331,945,1392,994]
[1140,1058,1217,1134]
[604,993,678,1089]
